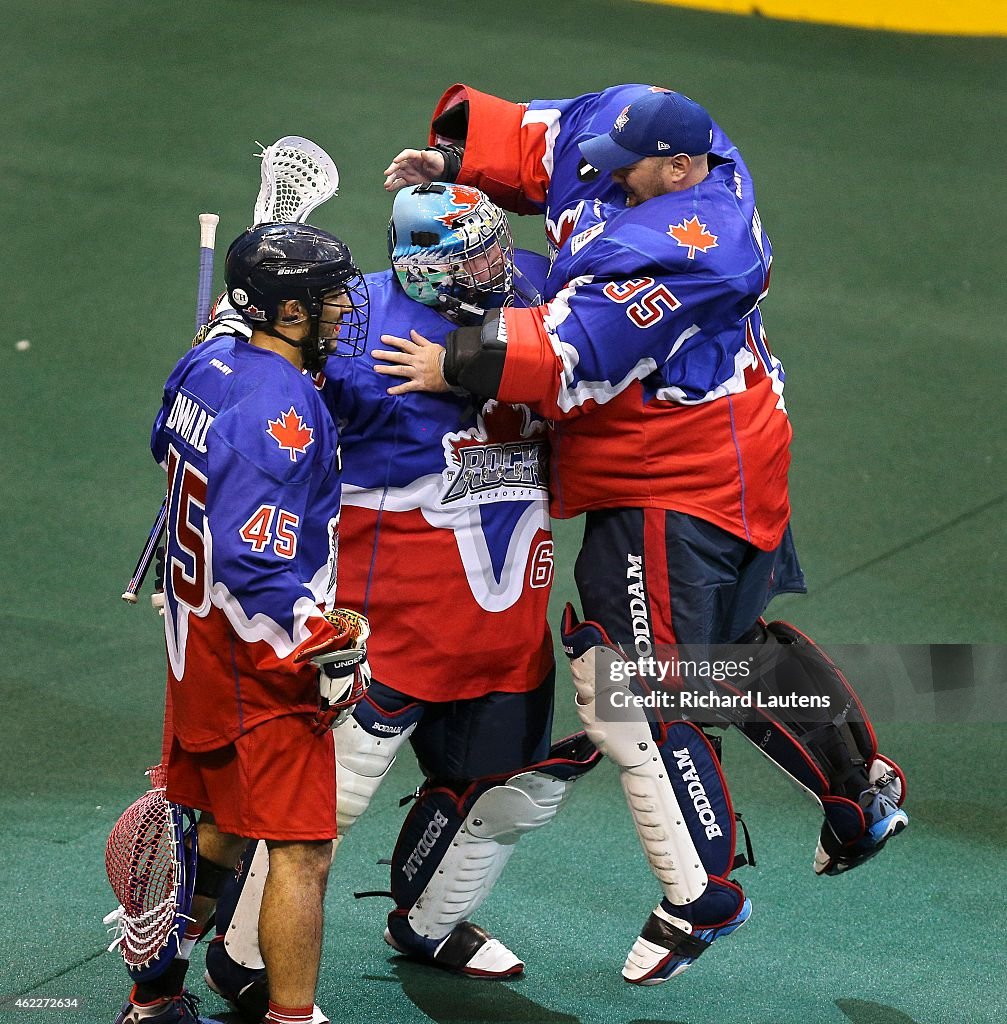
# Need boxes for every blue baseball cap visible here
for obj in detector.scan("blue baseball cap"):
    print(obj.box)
[579,90,714,172]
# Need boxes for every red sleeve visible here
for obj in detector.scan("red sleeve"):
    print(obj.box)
[496,306,566,417]
[291,613,345,665]
[428,83,549,215]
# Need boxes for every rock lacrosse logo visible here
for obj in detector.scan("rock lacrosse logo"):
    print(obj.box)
[441,401,548,507]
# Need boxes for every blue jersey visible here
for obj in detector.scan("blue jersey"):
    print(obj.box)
[323,259,555,700]
[151,337,342,750]
[429,84,792,549]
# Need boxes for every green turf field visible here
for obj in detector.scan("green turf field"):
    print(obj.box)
[1,2,1004,1022]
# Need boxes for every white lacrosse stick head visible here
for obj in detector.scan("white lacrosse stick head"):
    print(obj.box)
[253,136,339,225]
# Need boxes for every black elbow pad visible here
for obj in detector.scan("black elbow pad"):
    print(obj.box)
[444,312,507,398]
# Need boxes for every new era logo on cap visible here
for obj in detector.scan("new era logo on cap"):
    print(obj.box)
[579,89,714,173]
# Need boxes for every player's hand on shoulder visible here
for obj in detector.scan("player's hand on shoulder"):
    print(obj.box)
[383,148,445,191]
[372,330,450,395]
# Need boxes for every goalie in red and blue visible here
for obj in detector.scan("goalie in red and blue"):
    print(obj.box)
[116,223,371,1024]
[380,84,908,986]
[198,185,599,1022]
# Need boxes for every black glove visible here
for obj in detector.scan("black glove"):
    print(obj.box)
[424,143,464,183]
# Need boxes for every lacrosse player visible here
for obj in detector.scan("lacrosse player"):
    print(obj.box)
[199,185,599,1021]
[115,223,370,1024]
[380,84,909,986]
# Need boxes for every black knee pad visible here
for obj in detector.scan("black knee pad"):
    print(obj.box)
[194,853,236,900]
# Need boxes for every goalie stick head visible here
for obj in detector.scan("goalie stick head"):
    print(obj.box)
[224,222,369,368]
[388,183,518,326]
[104,765,198,981]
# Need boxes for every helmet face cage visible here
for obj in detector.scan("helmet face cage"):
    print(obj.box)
[389,184,515,325]
[316,272,369,359]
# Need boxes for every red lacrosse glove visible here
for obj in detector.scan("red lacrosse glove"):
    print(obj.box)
[306,609,371,735]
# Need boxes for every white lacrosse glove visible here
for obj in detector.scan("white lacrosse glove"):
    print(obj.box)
[310,610,371,735]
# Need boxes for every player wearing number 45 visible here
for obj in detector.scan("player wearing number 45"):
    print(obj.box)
[116,224,370,1024]
[382,84,909,985]
[199,185,600,1022]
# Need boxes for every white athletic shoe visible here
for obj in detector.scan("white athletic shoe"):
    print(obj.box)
[384,918,524,978]
[622,899,752,985]
[456,935,524,977]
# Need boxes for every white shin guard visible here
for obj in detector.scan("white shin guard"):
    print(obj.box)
[334,714,415,835]
[407,768,571,940]
[568,637,710,906]
[222,840,269,970]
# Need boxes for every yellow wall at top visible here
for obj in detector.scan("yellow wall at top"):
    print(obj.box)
[640,0,1006,37]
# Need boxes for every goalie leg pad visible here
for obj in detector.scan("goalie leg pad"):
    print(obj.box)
[562,605,748,984]
[334,687,421,835]
[734,621,908,874]
[385,785,519,976]
[561,606,745,918]
[385,734,599,977]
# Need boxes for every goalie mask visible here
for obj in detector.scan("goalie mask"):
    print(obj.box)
[388,183,517,327]
[224,222,369,370]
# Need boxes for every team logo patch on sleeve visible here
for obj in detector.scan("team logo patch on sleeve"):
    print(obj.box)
[266,406,315,461]
[667,216,719,259]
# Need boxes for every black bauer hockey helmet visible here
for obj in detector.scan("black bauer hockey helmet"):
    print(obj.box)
[224,222,369,360]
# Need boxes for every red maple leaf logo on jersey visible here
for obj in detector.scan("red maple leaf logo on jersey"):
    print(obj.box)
[667,216,719,259]
[266,406,315,462]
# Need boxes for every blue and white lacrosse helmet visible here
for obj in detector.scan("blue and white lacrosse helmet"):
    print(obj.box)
[388,182,518,326]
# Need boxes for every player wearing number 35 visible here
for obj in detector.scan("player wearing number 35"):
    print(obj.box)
[115,224,370,1024]
[382,84,909,986]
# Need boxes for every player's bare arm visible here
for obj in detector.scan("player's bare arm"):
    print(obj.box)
[372,330,450,394]
[383,148,446,191]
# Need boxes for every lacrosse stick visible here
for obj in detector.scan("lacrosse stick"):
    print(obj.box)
[194,213,220,334]
[121,137,339,604]
[103,765,198,979]
[121,214,218,605]
[253,135,339,224]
